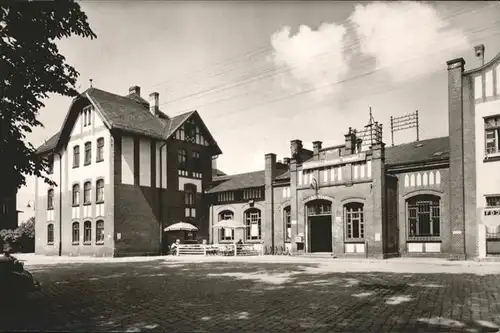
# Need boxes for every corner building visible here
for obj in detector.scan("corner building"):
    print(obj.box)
[35,86,222,257]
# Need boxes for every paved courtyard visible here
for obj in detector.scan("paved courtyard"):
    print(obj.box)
[2,257,500,332]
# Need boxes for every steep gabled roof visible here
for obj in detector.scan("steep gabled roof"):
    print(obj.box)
[36,87,222,155]
[385,136,449,167]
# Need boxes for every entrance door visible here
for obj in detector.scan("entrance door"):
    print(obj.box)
[309,215,333,253]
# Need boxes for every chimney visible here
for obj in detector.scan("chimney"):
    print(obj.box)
[290,139,303,160]
[344,128,357,155]
[129,85,141,96]
[474,44,485,67]
[149,92,159,115]
[312,141,322,156]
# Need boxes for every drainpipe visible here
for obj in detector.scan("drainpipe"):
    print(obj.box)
[158,142,167,254]
[53,151,63,256]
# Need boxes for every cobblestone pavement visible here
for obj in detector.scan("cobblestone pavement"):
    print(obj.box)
[1,259,500,333]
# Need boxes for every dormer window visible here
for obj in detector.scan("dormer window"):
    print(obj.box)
[485,116,500,156]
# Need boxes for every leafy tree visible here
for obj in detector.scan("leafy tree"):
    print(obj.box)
[0,217,36,253]
[0,0,96,190]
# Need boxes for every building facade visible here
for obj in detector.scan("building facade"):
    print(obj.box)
[35,86,221,256]
[207,45,500,260]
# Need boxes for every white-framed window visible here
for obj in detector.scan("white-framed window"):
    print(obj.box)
[219,210,234,241]
[244,208,261,241]
[344,202,364,241]
[83,105,92,127]
[283,206,291,242]
[407,195,441,240]
[485,116,500,156]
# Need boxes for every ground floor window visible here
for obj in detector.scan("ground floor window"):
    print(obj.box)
[218,210,234,241]
[96,220,104,244]
[47,224,54,245]
[245,208,261,241]
[72,222,79,244]
[84,221,92,244]
[344,202,364,241]
[407,195,440,240]
[284,206,291,242]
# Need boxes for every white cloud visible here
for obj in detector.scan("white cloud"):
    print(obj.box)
[350,1,470,82]
[269,23,349,101]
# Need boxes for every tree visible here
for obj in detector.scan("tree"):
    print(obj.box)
[0,217,35,253]
[0,0,96,190]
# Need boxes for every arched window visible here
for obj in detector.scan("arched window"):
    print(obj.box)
[344,202,364,241]
[73,145,80,168]
[96,179,104,203]
[218,210,234,241]
[96,138,104,162]
[407,195,440,239]
[283,206,292,242]
[244,208,261,241]
[84,221,92,244]
[84,141,92,165]
[47,189,54,210]
[72,222,80,244]
[84,181,91,204]
[96,220,104,244]
[184,184,196,218]
[47,224,54,244]
[72,184,80,206]
[178,149,187,170]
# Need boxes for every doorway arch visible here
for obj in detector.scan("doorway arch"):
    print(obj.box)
[306,199,333,253]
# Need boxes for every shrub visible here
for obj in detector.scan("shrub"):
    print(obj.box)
[0,217,35,253]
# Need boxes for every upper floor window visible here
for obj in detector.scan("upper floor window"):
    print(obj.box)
[217,191,234,203]
[184,118,197,143]
[47,155,54,174]
[84,142,92,166]
[73,145,80,168]
[243,187,263,200]
[485,116,500,156]
[184,184,196,218]
[178,149,187,170]
[96,138,104,162]
[344,202,364,241]
[245,208,261,241]
[486,195,500,208]
[72,184,80,206]
[83,181,91,205]
[83,106,92,127]
[407,195,440,240]
[284,206,291,242]
[192,151,201,172]
[96,179,104,203]
[47,189,54,210]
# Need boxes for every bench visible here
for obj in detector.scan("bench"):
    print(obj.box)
[176,244,206,256]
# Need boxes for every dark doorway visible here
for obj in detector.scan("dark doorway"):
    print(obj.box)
[306,200,333,253]
[309,216,333,252]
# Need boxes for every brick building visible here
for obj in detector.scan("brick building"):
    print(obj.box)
[35,86,221,256]
[207,45,500,260]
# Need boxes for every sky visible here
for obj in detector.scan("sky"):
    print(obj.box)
[17,0,500,223]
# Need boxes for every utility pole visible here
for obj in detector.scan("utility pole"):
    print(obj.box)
[389,110,420,146]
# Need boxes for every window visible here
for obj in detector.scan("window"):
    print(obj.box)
[73,146,80,168]
[72,222,80,244]
[96,220,104,244]
[486,195,500,208]
[72,184,80,206]
[84,181,91,205]
[96,179,104,203]
[192,151,201,172]
[84,141,92,165]
[485,116,500,155]
[217,191,235,202]
[184,184,196,218]
[84,221,92,244]
[284,206,292,242]
[83,106,92,127]
[244,208,261,241]
[407,195,440,240]
[344,202,364,241]
[96,138,104,162]
[178,149,187,170]
[47,189,54,210]
[47,155,54,174]
[219,210,234,241]
[184,118,196,143]
[307,200,331,216]
[243,188,263,200]
[47,224,54,244]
